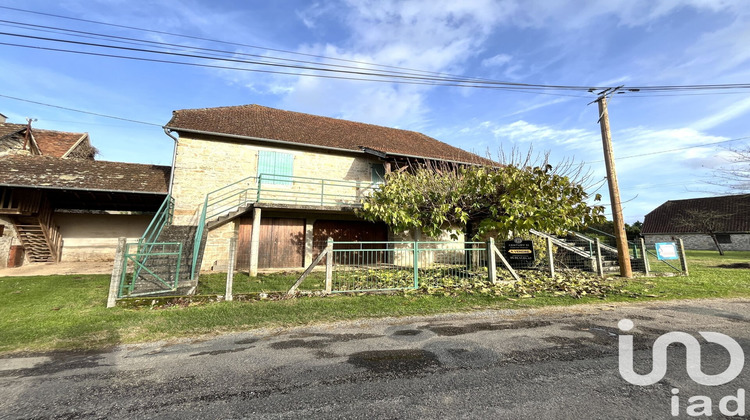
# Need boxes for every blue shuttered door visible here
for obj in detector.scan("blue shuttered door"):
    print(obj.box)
[258,150,293,185]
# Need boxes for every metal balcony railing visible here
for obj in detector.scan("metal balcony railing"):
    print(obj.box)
[190,174,380,280]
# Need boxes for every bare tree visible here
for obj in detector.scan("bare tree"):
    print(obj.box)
[710,145,750,193]
[674,209,727,255]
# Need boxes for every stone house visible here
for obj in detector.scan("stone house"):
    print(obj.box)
[642,194,750,251]
[164,104,492,274]
[0,115,169,267]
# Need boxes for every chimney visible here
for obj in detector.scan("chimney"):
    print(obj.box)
[0,113,7,124]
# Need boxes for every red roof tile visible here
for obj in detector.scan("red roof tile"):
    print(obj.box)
[33,130,87,158]
[0,123,89,158]
[166,104,494,165]
[642,194,750,234]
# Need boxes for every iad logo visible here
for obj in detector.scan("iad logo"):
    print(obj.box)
[617,319,746,417]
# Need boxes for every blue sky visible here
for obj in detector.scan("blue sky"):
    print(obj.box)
[1,0,749,224]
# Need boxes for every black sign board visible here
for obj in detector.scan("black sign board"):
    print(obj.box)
[504,238,535,268]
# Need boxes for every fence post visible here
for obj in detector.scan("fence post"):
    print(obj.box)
[325,237,333,293]
[487,238,497,284]
[413,240,420,289]
[677,238,689,276]
[249,207,262,277]
[595,238,604,277]
[639,237,650,276]
[226,237,236,301]
[107,237,127,308]
[546,236,555,277]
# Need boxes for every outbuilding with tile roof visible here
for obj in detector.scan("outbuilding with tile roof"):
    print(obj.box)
[642,194,750,251]
[0,117,170,267]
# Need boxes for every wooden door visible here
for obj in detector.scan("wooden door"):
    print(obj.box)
[237,216,306,269]
[313,220,389,265]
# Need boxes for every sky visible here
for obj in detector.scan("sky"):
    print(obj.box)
[1,0,749,224]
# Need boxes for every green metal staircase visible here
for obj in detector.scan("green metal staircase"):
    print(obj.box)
[116,174,378,298]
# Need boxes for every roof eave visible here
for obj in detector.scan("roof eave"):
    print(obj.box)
[166,126,491,166]
[0,182,168,195]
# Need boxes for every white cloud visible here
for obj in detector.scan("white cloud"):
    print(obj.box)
[482,54,512,67]
[488,120,598,148]
[691,96,750,131]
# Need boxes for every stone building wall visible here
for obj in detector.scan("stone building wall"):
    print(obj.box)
[644,233,750,251]
[0,216,18,267]
[171,134,380,225]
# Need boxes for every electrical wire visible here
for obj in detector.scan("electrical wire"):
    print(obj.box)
[584,136,750,163]
[1,9,749,96]
[0,30,598,92]
[0,94,161,126]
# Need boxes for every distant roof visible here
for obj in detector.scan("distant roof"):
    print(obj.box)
[0,122,89,158]
[0,154,170,194]
[642,194,750,234]
[34,130,88,158]
[0,122,24,138]
[166,104,494,165]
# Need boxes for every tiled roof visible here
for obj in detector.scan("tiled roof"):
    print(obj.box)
[642,194,750,234]
[0,154,170,193]
[166,104,494,165]
[0,123,88,158]
[34,130,87,158]
[0,123,25,139]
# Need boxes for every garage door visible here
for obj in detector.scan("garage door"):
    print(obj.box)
[237,217,305,269]
[313,220,389,264]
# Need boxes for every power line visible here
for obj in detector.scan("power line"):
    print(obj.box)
[0,39,592,97]
[0,19,503,84]
[0,94,162,126]
[0,30,598,92]
[3,7,750,96]
[0,6,555,87]
[584,136,750,164]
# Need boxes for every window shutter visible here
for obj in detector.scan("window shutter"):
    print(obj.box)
[258,151,293,185]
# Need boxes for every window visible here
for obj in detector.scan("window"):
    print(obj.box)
[257,151,293,185]
[716,234,732,244]
[371,163,386,184]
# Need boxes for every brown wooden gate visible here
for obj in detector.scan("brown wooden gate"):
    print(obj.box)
[313,220,388,264]
[237,217,305,269]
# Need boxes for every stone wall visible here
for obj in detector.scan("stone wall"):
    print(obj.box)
[56,213,151,261]
[0,216,17,267]
[171,134,380,225]
[644,233,750,251]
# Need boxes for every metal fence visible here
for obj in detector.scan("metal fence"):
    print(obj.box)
[186,232,690,299]
[329,241,489,292]
[117,195,191,298]
[119,242,182,297]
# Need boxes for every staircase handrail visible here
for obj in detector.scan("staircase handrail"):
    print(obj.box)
[203,174,379,223]
[140,195,174,246]
[132,194,174,283]
[189,174,380,281]
[585,227,639,258]
[191,195,208,281]
[570,231,617,255]
[529,229,592,259]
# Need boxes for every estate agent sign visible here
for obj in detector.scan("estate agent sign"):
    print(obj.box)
[504,237,535,267]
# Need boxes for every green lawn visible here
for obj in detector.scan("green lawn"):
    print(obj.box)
[1,250,748,354]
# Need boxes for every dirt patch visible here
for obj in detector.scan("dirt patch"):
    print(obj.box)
[0,261,114,277]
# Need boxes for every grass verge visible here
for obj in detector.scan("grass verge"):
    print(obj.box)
[1,250,748,354]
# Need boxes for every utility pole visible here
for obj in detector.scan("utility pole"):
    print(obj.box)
[596,94,632,278]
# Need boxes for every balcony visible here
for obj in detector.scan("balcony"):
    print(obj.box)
[204,174,379,224]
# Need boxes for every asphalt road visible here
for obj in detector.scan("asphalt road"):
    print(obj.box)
[1,299,748,419]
